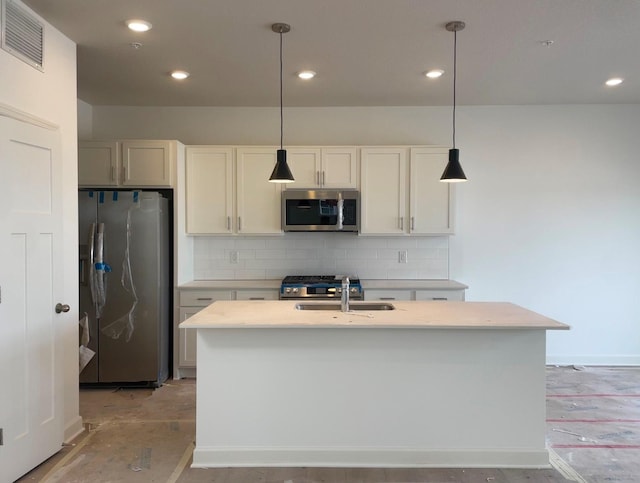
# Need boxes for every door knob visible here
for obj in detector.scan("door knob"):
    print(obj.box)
[55,303,70,314]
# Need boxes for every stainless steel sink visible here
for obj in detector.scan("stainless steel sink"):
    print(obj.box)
[295,302,395,311]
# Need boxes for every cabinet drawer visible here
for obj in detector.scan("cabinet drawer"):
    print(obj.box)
[179,289,233,306]
[235,289,279,301]
[364,289,413,301]
[414,290,465,301]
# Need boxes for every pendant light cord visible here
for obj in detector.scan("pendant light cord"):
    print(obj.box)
[279,30,284,150]
[452,29,457,149]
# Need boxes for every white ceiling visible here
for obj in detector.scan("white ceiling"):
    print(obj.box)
[21,0,640,107]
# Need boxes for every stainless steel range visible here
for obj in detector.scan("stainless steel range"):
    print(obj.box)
[280,275,363,300]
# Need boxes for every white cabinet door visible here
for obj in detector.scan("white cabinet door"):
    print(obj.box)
[186,147,234,234]
[410,147,454,234]
[78,141,120,186]
[121,140,173,187]
[287,148,322,187]
[360,147,407,235]
[236,148,283,234]
[321,147,358,188]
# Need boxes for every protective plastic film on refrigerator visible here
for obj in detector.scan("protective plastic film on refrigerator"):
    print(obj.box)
[79,190,170,386]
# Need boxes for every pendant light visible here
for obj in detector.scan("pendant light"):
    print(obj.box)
[269,23,295,183]
[440,21,468,183]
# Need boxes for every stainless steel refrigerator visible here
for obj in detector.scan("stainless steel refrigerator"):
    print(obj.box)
[79,190,170,386]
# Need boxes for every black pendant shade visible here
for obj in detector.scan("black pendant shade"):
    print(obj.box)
[269,149,294,183]
[440,148,467,182]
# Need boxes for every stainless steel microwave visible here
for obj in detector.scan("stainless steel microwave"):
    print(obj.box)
[282,189,359,232]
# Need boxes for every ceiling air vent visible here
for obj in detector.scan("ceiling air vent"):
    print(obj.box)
[1,0,44,71]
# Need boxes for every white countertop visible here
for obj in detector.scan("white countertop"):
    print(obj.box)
[179,279,282,290]
[180,300,569,330]
[178,279,468,290]
[362,279,468,290]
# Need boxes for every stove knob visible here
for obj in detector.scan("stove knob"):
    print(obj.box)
[337,288,342,293]
[285,287,291,293]
[292,287,299,293]
[350,287,358,293]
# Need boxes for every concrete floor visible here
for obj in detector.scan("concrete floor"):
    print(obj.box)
[16,366,640,483]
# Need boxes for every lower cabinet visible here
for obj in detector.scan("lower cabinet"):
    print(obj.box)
[365,289,413,301]
[235,289,279,301]
[175,288,279,378]
[365,288,466,302]
[176,285,463,378]
[175,289,233,379]
[415,289,465,301]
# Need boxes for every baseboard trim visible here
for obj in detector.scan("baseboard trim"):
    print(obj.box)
[547,355,640,366]
[64,415,84,443]
[191,446,550,469]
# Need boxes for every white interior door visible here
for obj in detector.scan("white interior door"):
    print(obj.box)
[0,116,64,482]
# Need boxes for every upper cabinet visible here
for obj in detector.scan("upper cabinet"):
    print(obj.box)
[78,141,120,186]
[185,146,282,235]
[78,140,176,188]
[183,144,452,237]
[121,140,173,186]
[360,147,407,235]
[236,147,283,235]
[360,146,454,235]
[186,146,234,234]
[287,147,358,189]
[409,147,454,235]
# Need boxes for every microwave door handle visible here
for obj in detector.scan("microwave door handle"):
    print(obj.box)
[336,195,344,231]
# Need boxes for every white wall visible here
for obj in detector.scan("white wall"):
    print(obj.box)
[90,104,640,364]
[77,99,93,140]
[0,2,81,440]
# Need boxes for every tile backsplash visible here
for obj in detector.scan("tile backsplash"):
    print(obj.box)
[193,234,449,280]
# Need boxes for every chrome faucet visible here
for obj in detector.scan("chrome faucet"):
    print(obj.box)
[341,276,350,312]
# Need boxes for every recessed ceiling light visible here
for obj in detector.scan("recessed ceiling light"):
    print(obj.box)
[605,77,623,86]
[298,70,316,80]
[126,19,152,32]
[171,70,190,80]
[425,69,444,79]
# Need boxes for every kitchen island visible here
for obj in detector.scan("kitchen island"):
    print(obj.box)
[180,301,569,468]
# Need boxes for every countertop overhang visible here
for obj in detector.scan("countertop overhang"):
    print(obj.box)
[180,300,569,330]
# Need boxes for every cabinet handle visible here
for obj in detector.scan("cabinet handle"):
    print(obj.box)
[110,166,115,181]
[227,216,231,230]
[196,297,213,301]
[399,217,404,230]
[379,297,396,300]
[411,217,415,231]
[123,165,128,182]
[433,297,448,300]
[322,171,326,186]
[249,297,265,300]
[316,171,320,186]
[238,216,241,231]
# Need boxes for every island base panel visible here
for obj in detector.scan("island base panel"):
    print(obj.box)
[194,328,549,468]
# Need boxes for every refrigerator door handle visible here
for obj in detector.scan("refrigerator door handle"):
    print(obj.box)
[88,223,97,305]
[94,223,107,318]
